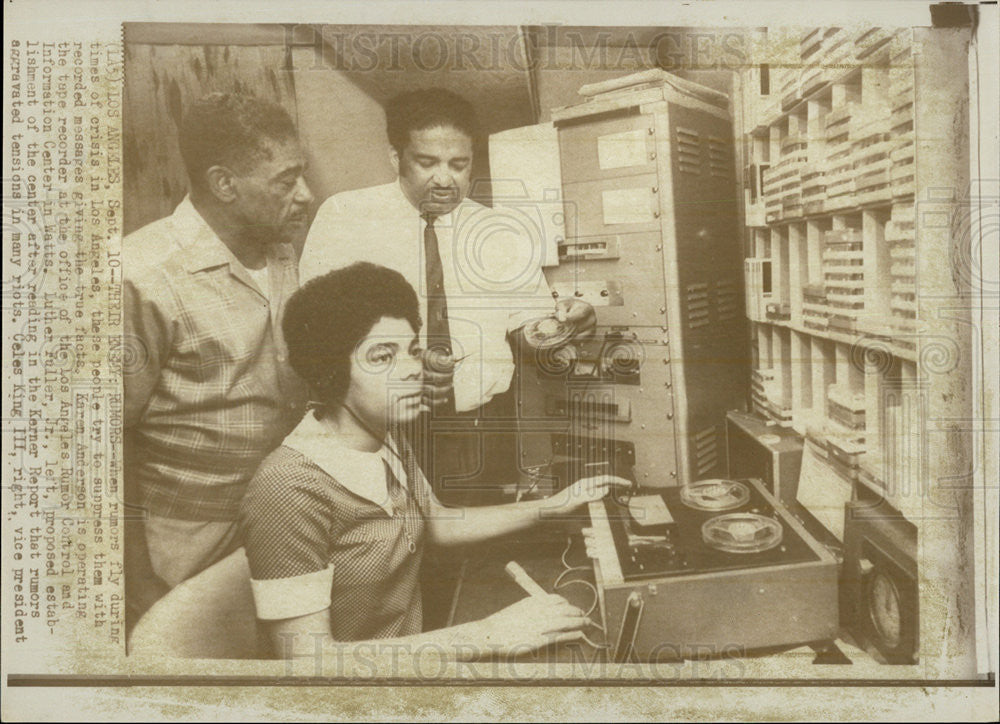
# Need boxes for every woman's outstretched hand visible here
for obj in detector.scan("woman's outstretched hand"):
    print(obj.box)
[542,475,633,515]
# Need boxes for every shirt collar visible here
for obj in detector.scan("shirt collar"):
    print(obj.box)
[392,179,469,227]
[282,411,408,515]
[173,196,294,275]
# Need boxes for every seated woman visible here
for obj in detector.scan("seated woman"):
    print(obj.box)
[240,262,626,659]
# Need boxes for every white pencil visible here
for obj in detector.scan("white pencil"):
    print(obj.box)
[504,561,548,597]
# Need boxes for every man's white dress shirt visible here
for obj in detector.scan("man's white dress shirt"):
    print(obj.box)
[301,181,554,412]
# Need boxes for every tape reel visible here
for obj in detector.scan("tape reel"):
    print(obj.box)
[679,479,751,511]
[701,513,784,554]
[523,316,575,350]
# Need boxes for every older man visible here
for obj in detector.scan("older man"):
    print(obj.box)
[301,88,595,501]
[123,93,313,622]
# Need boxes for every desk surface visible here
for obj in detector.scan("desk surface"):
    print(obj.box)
[446,518,868,666]
[446,522,609,662]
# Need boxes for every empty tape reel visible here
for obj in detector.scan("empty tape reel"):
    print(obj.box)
[702,513,784,554]
[600,334,644,378]
[680,479,751,511]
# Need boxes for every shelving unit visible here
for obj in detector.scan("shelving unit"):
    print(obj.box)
[734,26,967,521]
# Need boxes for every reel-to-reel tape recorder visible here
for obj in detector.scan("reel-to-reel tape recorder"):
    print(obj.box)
[587,477,839,662]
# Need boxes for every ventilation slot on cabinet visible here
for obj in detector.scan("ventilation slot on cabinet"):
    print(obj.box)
[694,425,719,477]
[708,139,731,178]
[686,283,711,329]
[716,280,739,322]
[675,127,702,176]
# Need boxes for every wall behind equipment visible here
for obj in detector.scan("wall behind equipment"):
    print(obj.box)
[123,39,301,236]
[122,24,395,242]
[123,23,539,243]
[123,24,739,239]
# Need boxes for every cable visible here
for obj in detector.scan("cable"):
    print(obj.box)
[553,564,590,591]
[553,534,609,650]
[578,632,610,650]
[554,576,600,618]
[553,535,590,591]
[516,475,539,502]
[516,453,555,502]
[559,537,589,570]
[559,534,593,572]
[560,534,573,569]
[609,478,636,510]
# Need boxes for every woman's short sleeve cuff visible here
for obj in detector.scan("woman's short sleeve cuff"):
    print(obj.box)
[250,564,335,620]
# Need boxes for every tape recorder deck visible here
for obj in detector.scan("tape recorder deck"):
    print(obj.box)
[588,477,839,661]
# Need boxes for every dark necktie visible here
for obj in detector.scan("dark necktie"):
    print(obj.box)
[422,213,455,414]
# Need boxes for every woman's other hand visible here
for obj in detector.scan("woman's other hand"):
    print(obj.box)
[478,593,587,653]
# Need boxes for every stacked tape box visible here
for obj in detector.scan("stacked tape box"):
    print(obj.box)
[826,382,867,475]
[822,228,865,334]
[751,367,793,426]
[736,26,935,499]
[888,38,915,200]
[886,203,917,347]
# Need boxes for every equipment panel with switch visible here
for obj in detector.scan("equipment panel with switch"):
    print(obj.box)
[493,70,747,489]
[550,280,623,308]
